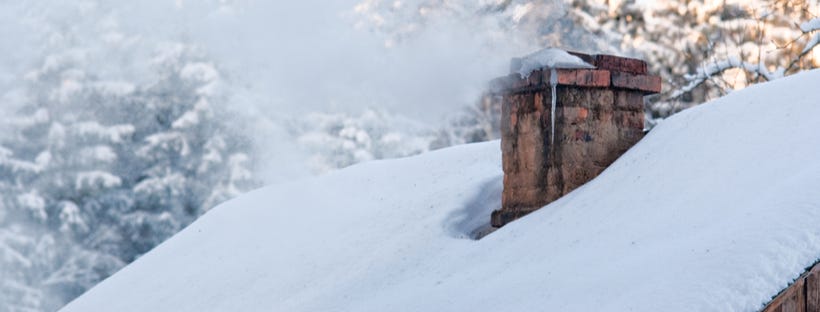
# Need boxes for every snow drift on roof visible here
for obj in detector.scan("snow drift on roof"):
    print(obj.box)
[516,48,595,78]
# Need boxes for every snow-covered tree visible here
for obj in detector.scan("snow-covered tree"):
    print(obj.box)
[569,0,820,117]
[291,109,435,173]
[431,92,503,149]
[350,0,611,52]
[0,26,257,312]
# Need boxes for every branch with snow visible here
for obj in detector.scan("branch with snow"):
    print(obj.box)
[782,18,820,72]
[672,17,820,100]
[801,17,820,33]
[671,57,784,99]
[799,18,820,56]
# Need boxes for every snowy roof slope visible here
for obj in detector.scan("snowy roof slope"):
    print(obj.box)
[63,69,820,312]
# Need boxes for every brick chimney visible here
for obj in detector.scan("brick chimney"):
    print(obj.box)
[490,51,661,228]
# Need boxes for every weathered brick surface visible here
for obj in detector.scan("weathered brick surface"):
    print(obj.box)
[492,52,659,228]
[611,72,663,94]
[592,54,648,75]
[511,75,530,89]
[567,52,648,75]
[553,69,611,88]
[614,90,645,111]
[528,69,543,86]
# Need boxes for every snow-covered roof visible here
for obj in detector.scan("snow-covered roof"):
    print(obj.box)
[62,69,820,311]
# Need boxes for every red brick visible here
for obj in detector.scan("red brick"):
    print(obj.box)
[568,52,647,74]
[593,54,647,75]
[611,72,662,94]
[551,69,610,88]
[511,74,529,89]
[614,90,645,111]
[528,69,543,86]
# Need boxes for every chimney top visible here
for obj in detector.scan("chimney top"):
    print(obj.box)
[493,51,661,95]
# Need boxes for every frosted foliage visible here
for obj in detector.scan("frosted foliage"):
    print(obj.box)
[350,0,607,52]
[0,226,125,311]
[801,18,820,33]
[801,18,820,54]
[75,171,123,191]
[293,109,435,173]
[433,92,501,148]
[17,192,47,222]
[573,0,819,116]
[74,122,135,144]
[0,11,258,311]
[179,63,220,96]
[79,146,118,163]
[58,201,88,234]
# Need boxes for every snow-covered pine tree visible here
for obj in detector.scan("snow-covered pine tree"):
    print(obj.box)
[292,108,434,173]
[0,41,257,312]
[126,43,257,260]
